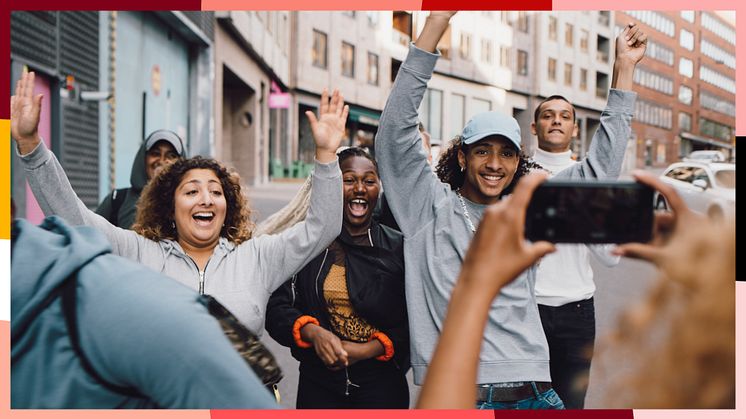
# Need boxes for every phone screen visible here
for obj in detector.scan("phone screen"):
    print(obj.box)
[525,180,654,244]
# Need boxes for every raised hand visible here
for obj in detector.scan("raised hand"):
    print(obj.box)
[10,71,44,154]
[616,22,648,65]
[414,11,457,53]
[613,171,707,269]
[308,88,349,164]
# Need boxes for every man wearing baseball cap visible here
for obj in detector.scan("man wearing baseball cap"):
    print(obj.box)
[96,129,185,229]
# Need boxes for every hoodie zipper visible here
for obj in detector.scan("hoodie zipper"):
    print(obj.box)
[183,254,210,295]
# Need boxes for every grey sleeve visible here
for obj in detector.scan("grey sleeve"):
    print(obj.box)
[247,158,343,293]
[375,43,449,237]
[555,89,637,180]
[18,141,146,259]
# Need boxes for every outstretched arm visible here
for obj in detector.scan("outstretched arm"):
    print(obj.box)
[250,89,345,292]
[417,173,555,409]
[554,22,646,181]
[375,12,456,237]
[11,71,144,257]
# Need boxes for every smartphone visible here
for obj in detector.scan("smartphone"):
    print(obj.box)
[525,180,654,244]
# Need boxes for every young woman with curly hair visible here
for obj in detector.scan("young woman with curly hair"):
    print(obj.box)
[12,73,348,335]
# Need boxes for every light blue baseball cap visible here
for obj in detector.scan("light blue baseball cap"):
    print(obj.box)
[461,111,521,150]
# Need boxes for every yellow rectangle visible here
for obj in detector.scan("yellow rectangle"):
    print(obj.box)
[1,119,9,239]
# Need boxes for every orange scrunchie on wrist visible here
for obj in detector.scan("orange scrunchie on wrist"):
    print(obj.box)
[368,331,395,361]
[292,315,319,348]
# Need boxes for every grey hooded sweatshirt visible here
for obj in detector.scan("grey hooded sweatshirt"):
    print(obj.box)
[19,141,343,334]
[375,44,636,385]
[11,216,278,408]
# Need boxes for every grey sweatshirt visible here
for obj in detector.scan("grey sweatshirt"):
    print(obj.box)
[19,141,342,335]
[375,44,636,385]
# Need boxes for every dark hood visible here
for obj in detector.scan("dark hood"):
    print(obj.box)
[129,141,149,191]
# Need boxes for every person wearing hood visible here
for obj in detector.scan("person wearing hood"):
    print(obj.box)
[95,129,186,229]
[10,207,278,409]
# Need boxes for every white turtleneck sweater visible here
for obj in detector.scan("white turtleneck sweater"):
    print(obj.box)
[532,148,620,307]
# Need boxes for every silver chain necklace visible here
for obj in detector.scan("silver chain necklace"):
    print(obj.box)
[456,189,477,234]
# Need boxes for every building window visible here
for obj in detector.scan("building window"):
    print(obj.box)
[480,39,493,64]
[419,88,443,140]
[450,93,466,138]
[678,112,692,132]
[548,57,557,81]
[580,29,589,52]
[700,65,735,94]
[624,11,675,37]
[459,32,471,60]
[680,29,694,51]
[392,11,413,47]
[516,12,529,32]
[635,100,672,129]
[500,46,510,67]
[699,117,733,141]
[517,50,528,75]
[342,11,356,18]
[678,85,693,105]
[580,68,588,90]
[565,23,574,47]
[367,52,379,85]
[312,30,328,69]
[564,63,573,86]
[596,71,609,98]
[681,10,695,23]
[701,12,735,45]
[633,67,673,95]
[642,39,675,66]
[548,16,557,40]
[597,35,610,63]
[679,58,693,78]
[700,39,736,69]
[472,97,491,115]
[700,90,736,117]
[598,11,610,26]
[341,42,355,78]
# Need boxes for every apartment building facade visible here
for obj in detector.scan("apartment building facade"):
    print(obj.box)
[617,10,735,167]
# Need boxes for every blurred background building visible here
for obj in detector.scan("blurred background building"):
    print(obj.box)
[10,10,736,221]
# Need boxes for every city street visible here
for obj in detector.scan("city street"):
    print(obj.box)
[248,173,660,408]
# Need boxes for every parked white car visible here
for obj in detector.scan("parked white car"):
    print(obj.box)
[657,161,735,220]
[683,150,726,163]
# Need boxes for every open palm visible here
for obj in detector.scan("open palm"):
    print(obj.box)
[306,88,349,153]
[11,72,43,153]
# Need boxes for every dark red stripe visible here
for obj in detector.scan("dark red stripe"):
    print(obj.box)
[420,0,552,10]
[7,0,201,11]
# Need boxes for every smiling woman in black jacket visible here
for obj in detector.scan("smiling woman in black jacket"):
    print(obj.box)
[266,147,409,409]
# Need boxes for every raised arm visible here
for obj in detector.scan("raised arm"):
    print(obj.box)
[555,22,646,181]
[374,12,455,237]
[248,89,344,292]
[417,173,555,408]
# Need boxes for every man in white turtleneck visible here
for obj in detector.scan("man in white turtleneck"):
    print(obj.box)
[529,21,647,409]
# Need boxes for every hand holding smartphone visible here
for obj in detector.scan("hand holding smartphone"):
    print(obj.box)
[525,180,654,244]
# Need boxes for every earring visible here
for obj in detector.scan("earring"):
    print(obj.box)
[460,166,465,172]
[171,221,176,230]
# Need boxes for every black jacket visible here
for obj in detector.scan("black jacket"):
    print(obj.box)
[265,221,410,371]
